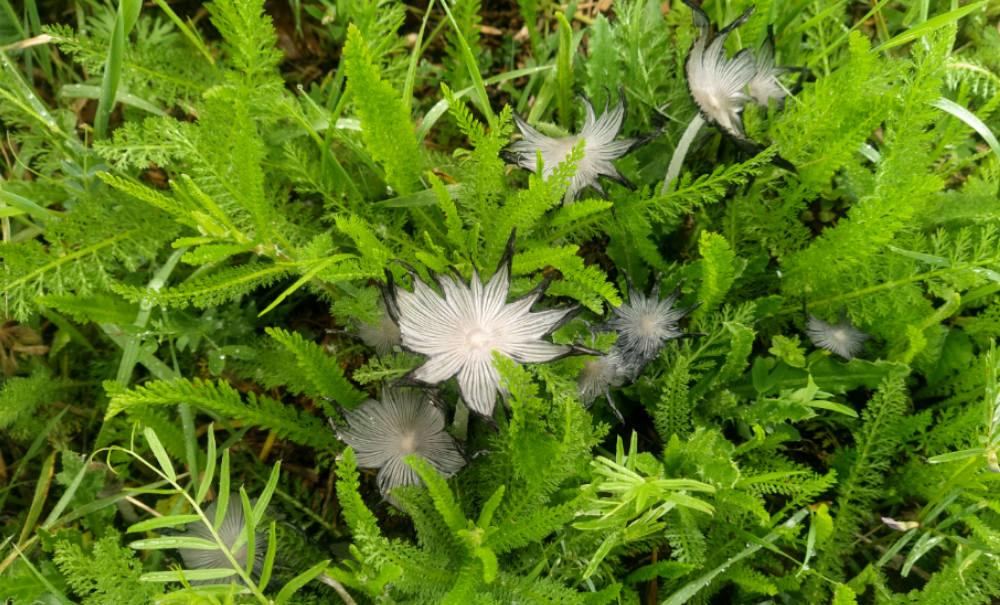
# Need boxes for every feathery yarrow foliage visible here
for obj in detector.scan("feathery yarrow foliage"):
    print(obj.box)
[3,0,1000,603]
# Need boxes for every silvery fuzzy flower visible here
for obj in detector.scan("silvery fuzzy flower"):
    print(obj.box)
[577,348,628,422]
[747,26,806,109]
[354,308,401,357]
[805,311,871,361]
[168,494,267,586]
[329,386,465,504]
[500,86,664,202]
[682,0,796,171]
[597,273,706,379]
[382,230,598,421]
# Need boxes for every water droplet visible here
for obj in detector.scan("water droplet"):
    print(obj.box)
[706,581,711,586]
[219,355,226,360]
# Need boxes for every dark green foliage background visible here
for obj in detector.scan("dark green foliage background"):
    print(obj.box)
[2,0,1000,603]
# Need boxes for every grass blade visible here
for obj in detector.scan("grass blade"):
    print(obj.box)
[239,487,255,577]
[555,13,574,131]
[662,508,809,605]
[10,543,73,605]
[274,559,331,605]
[128,514,202,533]
[130,536,219,550]
[439,0,494,129]
[141,568,236,582]
[18,451,55,546]
[144,427,176,482]
[178,402,200,500]
[215,449,230,531]
[114,246,186,386]
[873,1,986,52]
[41,453,87,527]
[252,460,281,526]
[258,521,277,592]
[403,0,435,112]
[197,427,216,505]
[932,96,1000,196]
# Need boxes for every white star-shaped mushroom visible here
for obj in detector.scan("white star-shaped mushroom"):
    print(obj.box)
[597,272,706,380]
[747,26,806,110]
[382,230,598,422]
[805,311,871,361]
[329,386,465,506]
[682,0,796,172]
[500,86,663,202]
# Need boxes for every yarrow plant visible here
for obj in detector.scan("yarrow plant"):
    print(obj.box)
[501,86,664,202]
[382,230,598,423]
[4,0,1000,604]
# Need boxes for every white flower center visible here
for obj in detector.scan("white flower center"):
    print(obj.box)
[831,330,847,343]
[466,328,492,350]
[381,315,400,338]
[582,359,602,377]
[399,431,418,455]
[639,316,659,333]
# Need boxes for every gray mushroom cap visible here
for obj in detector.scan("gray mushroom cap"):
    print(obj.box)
[171,495,267,586]
[331,386,466,507]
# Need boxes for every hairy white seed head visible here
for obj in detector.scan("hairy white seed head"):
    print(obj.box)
[805,312,871,360]
[577,351,626,406]
[598,273,703,380]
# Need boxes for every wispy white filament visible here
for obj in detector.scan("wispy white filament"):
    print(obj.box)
[332,387,465,503]
[502,86,663,202]
[383,230,597,419]
[174,495,266,586]
[805,312,871,361]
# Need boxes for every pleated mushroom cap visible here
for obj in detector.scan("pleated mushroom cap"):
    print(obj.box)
[333,387,466,504]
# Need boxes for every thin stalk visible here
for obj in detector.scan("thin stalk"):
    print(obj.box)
[151,0,222,80]
[660,114,705,195]
[777,257,1000,316]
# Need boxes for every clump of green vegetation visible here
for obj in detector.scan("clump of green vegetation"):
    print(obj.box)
[2,0,1000,602]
